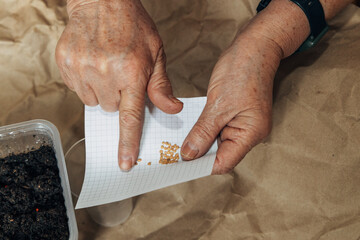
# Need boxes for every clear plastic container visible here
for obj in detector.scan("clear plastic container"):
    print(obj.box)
[65,138,133,227]
[0,120,78,240]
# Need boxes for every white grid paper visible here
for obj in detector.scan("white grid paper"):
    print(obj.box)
[76,97,217,209]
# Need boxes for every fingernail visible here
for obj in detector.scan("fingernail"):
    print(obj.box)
[168,95,182,104]
[181,142,199,160]
[119,155,133,171]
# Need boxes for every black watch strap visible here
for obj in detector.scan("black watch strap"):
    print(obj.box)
[256,0,272,12]
[257,0,328,52]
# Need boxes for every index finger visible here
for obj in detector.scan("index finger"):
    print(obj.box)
[118,88,145,171]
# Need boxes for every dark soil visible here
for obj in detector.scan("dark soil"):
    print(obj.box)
[0,145,70,240]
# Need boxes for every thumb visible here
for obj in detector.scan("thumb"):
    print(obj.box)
[181,105,228,161]
[147,47,183,114]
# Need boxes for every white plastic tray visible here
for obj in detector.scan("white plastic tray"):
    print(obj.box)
[0,120,78,240]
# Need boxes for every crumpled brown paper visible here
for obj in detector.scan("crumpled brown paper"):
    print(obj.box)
[0,0,359,239]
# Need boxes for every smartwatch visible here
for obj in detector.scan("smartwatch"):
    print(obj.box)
[256,0,329,52]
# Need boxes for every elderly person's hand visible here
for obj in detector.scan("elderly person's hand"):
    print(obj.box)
[181,0,352,174]
[181,30,280,174]
[55,0,183,171]
[181,0,301,175]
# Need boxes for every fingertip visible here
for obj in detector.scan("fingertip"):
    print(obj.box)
[119,162,133,172]
[150,94,183,114]
[118,155,134,172]
[168,95,184,109]
[180,141,199,161]
[166,95,184,114]
[168,95,182,104]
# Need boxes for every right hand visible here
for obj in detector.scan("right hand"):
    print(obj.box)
[181,30,281,174]
[55,0,183,171]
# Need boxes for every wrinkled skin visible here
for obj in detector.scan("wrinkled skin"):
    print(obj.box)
[180,32,282,174]
[55,0,352,175]
[55,0,285,174]
[178,0,352,173]
[55,0,183,171]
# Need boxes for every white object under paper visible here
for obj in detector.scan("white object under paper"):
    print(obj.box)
[76,97,217,209]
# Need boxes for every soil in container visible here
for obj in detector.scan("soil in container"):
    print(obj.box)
[0,145,70,240]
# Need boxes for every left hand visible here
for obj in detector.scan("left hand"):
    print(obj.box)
[181,30,283,174]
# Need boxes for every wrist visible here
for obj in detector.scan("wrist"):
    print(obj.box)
[246,0,311,58]
[232,32,282,84]
[67,0,99,17]
[67,0,143,18]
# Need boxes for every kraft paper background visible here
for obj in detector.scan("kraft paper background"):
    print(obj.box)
[0,0,359,239]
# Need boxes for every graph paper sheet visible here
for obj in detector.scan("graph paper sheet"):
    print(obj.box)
[76,97,217,209]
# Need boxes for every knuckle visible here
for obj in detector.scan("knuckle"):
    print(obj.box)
[119,109,142,128]
[127,86,145,100]
[127,58,143,72]
[234,129,258,153]
[55,43,67,66]
[56,47,80,72]
[149,76,171,90]
[62,46,100,70]
[118,137,138,150]
[193,120,215,142]
[228,128,243,140]
[78,54,91,66]
[94,55,109,74]
[126,53,153,78]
